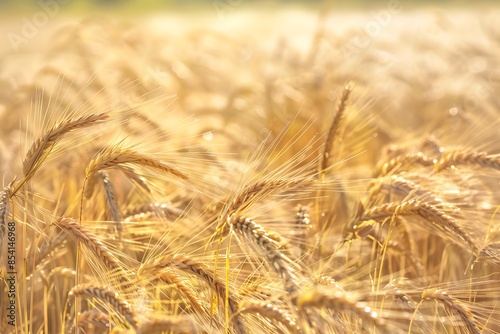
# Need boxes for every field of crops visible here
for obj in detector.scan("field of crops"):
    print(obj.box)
[1,6,500,333]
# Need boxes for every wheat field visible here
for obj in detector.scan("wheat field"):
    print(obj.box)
[1,5,500,334]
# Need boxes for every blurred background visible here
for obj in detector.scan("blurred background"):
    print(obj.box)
[0,0,495,14]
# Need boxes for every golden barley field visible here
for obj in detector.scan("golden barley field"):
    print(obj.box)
[1,3,500,333]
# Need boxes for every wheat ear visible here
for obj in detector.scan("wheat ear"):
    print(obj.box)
[0,186,10,240]
[119,165,151,193]
[296,287,387,331]
[85,165,151,199]
[99,171,123,236]
[421,288,482,334]
[384,283,416,311]
[320,84,351,174]
[238,300,302,334]
[140,253,247,334]
[158,271,205,314]
[435,150,500,172]
[377,152,432,177]
[56,217,122,271]
[226,178,312,216]
[28,232,67,277]
[136,315,200,334]
[67,284,138,329]
[230,216,301,299]
[14,112,108,195]
[73,310,114,332]
[359,200,477,252]
[295,205,311,256]
[368,175,432,203]
[86,146,188,180]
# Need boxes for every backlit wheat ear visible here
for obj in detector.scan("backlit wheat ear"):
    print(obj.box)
[119,165,151,194]
[136,315,200,334]
[140,253,247,334]
[421,136,443,157]
[98,171,123,237]
[0,186,10,239]
[320,84,351,175]
[238,300,302,334]
[295,205,311,256]
[81,146,189,221]
[357,200,478,252]
[123,202,185,221]
[85,165,151,200]
[29,232,67,277]
[421,288,483,334]
[374,235,425,277]
[377,152,433,177]
[229,216,301,299]
[383,281,416,311]
[296,287,388,331]
[55,217,126,277]
[226,178,313,216]
[158,271,205,314]
[14,112,109,195]
[85,146,189,181]
[66,284,138,330]
[367,175,433,203]
[435,149,500,172]
[72,310,114,332]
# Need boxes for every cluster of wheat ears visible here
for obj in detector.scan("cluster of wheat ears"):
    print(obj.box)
[1,9,500,334]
